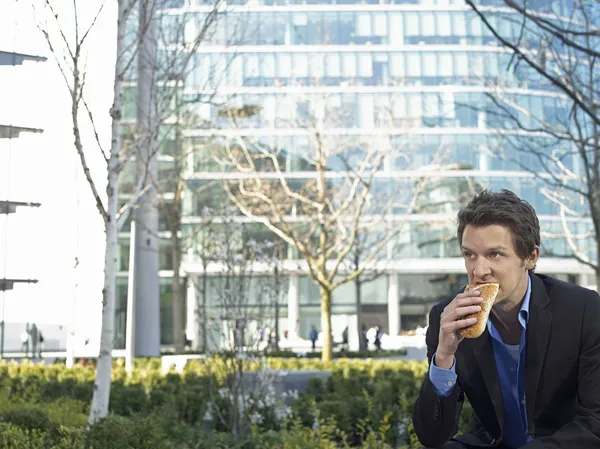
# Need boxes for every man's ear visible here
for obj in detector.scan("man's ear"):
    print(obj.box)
[526,246,541,270]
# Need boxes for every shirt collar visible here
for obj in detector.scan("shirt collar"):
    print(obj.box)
[487,275,531,335]
[518,275,531,329]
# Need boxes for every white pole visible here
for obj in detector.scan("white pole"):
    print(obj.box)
[125,221,136,373]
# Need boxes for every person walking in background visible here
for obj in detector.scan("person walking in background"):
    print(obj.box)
[37,331,44,358]
[342,326,349,351]
[309,325,318,352]
[361,323,369,350]
[30,323,39,358]
[20,329,29,356]
[374,326,382,350]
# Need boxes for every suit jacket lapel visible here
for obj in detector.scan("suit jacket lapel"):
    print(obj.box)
[525,274,553,432]
[469,328,504,432]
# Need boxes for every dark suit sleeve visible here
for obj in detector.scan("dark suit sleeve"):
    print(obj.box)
[412,303,464,448]
[522,291,600,448]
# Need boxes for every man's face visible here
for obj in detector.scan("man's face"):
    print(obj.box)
[461,224,537,305]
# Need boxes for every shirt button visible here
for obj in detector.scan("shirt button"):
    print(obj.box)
[510,367,516,371]
[446,381,453,386]
[521,399,526,405]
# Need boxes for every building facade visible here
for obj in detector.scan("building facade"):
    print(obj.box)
[116,0,595,350]
[0,50,46,355]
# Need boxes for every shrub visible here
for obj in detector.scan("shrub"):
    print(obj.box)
[86,414,174,449]
[0,423,49,449]
[0,358,475,448]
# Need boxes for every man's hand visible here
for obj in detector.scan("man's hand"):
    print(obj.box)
[435,290,483,369]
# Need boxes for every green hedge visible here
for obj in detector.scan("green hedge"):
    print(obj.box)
[0,358,471,448]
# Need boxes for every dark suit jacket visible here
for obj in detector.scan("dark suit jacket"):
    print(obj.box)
[412,274,600,448]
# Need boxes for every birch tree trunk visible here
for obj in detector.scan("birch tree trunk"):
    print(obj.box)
[88,0,127,425]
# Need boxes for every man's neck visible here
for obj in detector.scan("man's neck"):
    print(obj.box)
[492,276,529,330]
[491,306,520,334]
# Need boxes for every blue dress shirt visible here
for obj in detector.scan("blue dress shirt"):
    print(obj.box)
[429,277,534,448]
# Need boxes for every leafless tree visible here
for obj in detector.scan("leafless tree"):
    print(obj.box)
[199,220,286,436]
[36,0,154,423]
[216,94,438,361]
[465,0,600,287]
[36,0,227,421]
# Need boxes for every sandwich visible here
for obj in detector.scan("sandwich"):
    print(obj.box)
[458,283,500,339]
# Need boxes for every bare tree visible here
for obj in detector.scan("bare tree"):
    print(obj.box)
[146,2,241,353]
[200,221,286,436]
[465,0,600,287]
[217,94,434,361]
[36,0,154,423]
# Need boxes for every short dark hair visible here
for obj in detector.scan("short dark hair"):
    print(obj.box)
[457,190,540,270]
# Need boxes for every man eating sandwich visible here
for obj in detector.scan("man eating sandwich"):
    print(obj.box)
[412,189,600,448]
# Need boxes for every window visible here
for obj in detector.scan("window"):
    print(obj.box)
[389,13,404,45]
[356,12,372,36]
[343,53,357,77]
[471,53,484,77]
[269,12,288,45]
[325,53,341,77]
[407,53,422,77]
[293,53,308,77]
[278,53,292,78]
[389,53,405,77]
[262,54,276,78]
[452,13,467,36]
[307,12,323,44]
[211,54,228,89]
[228,57,243,87]
[392,94,407,118]
[263,96,277,125]
[358,95,374,127]
[358,53,373,77]
[195,54,211,87]
[423,53,437,77]
[439,53,453,77]
[468,16,483,36]
[244,54,259,78]
[421,12,435,36]
[409,94,423,118]
[423,94,439,118]
[437,12,452,36]
[454,52,468,76]
[310,54,325,78]
[323,13,339,44]
[485,53,499,77]
[373,13,388,36]
[338,12,355,44]
[404,13,420,36]
[292,13,308,44]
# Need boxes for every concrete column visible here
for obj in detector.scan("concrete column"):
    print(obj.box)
[185,276,199,350]
[134,0,160,357]
[388,273,400,337]
[287,274,300,339]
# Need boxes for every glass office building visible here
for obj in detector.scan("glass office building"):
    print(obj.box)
[116,0,594,349]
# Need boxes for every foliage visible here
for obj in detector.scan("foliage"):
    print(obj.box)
[0,358,474,448]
